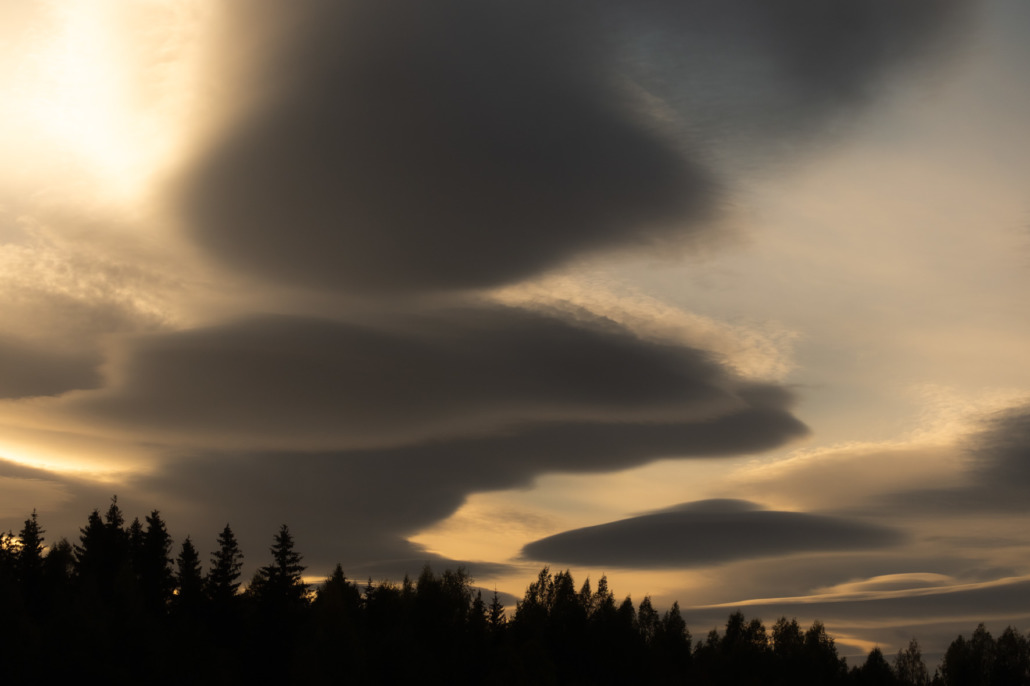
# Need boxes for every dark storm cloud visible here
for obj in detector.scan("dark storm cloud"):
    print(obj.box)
[520,499,902,568]
[75,304,800,449]
[883,404,1030,513]
[0,336,102,398]
[178,0,967,294]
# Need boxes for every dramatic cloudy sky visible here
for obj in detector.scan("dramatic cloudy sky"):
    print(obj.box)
[2,0,1029,663]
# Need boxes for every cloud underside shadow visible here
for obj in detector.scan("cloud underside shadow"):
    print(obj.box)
[131,407,804,577]
[26,301,807,578]
[0,385,805,578]
[177,0,966,294]
[0,399,805,579]
[521,499,903,568]
[0,335,102,399]
[73,305,805,450]
[882,404,1030,513]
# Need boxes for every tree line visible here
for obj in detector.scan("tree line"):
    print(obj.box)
[1,500,1028,685]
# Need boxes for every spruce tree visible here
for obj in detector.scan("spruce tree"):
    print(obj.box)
[206,524,243,604]
[139,510,175,613]
[253,524,307,608]
[16,510,45,587]
[175,536,204,609]
[488,590,507,631]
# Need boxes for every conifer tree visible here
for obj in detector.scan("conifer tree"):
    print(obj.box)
[0,529,16,585]
[75,498,133,604]
[207,524,243,603]
[128,517,144,564]
[175,536,204,609]
[105,496,125,531]
[139,510,175,612]
[253,524,308,607]
[16,510,45,586]
[315,563,361,613]
[469,589,488,635]
[488,590,507,631]
[75,509,106,569]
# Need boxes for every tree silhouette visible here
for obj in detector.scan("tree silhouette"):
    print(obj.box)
[139,510,175,614]
[854,647,898,686]
[75,502,132,605]
[104,496,125,530]
[14,499,1030,686]
[992,625,1030,685]
[0,529,16,598]
[252,524,307,608]
[206,524,243,604]
[16,510,45,601]
[896,638,929,686]
[174,536,204,610]
[488,589,507,632]
[802,620,846,683]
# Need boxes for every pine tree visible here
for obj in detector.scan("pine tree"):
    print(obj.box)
[206,524,243,604]
[175,536,204,609]
[75,509,106,571]
[16,510,45,587]
[253,524,308,608]
[469,589,488,635]
[315,563,361,613]
[127,517,144,575]
[488,590,507,631]
[139,510,175,613]
[104,496,125,530]
[75,498,133,605]
[0,529,16,585]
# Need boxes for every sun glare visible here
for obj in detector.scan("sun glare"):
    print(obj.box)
[2,0,203,204]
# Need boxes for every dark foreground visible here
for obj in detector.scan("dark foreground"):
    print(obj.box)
[2,501,1027,685]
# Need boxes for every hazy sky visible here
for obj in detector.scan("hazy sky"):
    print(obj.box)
[2,0,1029,662]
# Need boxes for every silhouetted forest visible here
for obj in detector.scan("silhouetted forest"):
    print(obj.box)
[2,500,1028,685]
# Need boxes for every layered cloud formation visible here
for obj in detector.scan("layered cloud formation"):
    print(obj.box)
[521,499,903,568]
[176,0,965,294]
[7,0,1023,662]
[69,305,801,450]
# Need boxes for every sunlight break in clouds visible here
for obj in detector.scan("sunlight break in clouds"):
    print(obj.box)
[0,0,206,204]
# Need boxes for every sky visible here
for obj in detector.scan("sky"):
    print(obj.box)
[2,0,1029,663]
